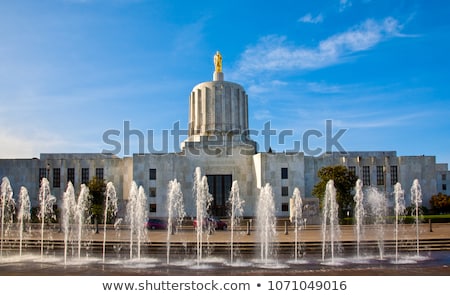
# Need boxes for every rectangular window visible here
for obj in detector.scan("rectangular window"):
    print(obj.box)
[376,166,384,186]
[39,168,47,182]
[149,168,156,180]
[53,168,61,188]
[67,168,75,185]
[149,204,157,213]
[442,174,447,181]
[348,166,356,176]
[390,166,398,185]
[81,168,89,184]
[95,168,104,180]
[362,166,370,186]
[443,184,447,191]
[149,187,156,198]
[281,167,288,179]
[281,203,289,212]
[281,186,289,196]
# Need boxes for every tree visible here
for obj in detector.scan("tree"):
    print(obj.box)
[312,165,358,218]
[429,192,450,213]
[87,176,106,233]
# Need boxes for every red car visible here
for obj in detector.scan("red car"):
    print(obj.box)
[193,217,227,230]
[145,218,167,230]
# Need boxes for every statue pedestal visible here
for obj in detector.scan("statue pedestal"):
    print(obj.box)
[213,72,224,81]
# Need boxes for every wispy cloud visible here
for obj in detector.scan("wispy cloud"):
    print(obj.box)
[298,13,324,24]
[339,0,352,12]
[235,17,404,76]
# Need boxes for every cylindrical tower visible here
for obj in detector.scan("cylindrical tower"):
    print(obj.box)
[187,80,249,138]
[182,51,256,154]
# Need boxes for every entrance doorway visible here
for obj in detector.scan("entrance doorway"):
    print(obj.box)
[206,175,232,217]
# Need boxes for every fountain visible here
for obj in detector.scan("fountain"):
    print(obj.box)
[256,183,276,265]
[103,182,118,263]
[126,182,147,260]
[0,177,15,258]
[166,178,185,264]
[353,179,364,259]
[289,187,303,262]
[75,184,91,260]
[229,180,244,265]
[393,182,406,263]
[38,177,56,259]
[62,181,76,264]
[17,186,31,257]
[193,167,213,266]
[411,179,422,257]
[321,180,341,264]
[0,172,448,276]
[365,186,387,260]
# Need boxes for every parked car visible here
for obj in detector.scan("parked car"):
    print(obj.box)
[145,218,167,230]
[193,217,227,230]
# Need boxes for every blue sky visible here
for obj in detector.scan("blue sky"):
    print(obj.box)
[1,0,449,164]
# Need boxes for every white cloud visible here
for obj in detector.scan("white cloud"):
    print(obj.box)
[235,17,403,75]
[339,0,352,12]
[253,110,272,121]
[298,13,324,24]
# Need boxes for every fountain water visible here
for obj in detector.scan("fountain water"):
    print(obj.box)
[0,177,15,258]
[76,184,91,260]
[353,179,364,259]
[166,178,185,264]
[38,178,56,259]
[62,181,76,264]
[193,167,213,266]
[18,186,31,257]
[411,179,422,257]
[126,182,138,259]
[321,180,341,263]
[103,182,118,263]
[289,187,303,262]
[365,186,387,260]
[257,183,276,265]
[113,218,124,257]
[126,182,147,260]
[0,173,445,275]
[393,182,406,263]
[229,180,244,265]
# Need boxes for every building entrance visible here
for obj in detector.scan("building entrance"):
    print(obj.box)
[206,175,232,217]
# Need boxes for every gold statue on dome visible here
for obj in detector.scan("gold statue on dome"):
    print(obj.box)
[214,51,222,73]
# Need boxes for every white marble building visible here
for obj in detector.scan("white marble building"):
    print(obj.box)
[1,53,448,221]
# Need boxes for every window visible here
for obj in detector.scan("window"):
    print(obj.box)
[390,166,398,185]
[443,184,447,191]
[281,203,289,212]
[39,168,47,182]
[281,167,288,179]
[95,168,104,180]
[149,187,156,198]
[362,166,370,186]
[149,169,156,180]
[67,168,75,185]
[442,174,447,181]
[149,204,157,213]
[348,166,356,176]
[81,168,89,184]
[376,166,384,186]
[281,186,289,196]
[53,168,61,188]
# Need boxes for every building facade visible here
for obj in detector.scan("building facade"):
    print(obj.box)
[1,54,448,222]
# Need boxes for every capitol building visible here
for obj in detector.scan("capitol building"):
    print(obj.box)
[1,52,448,221]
